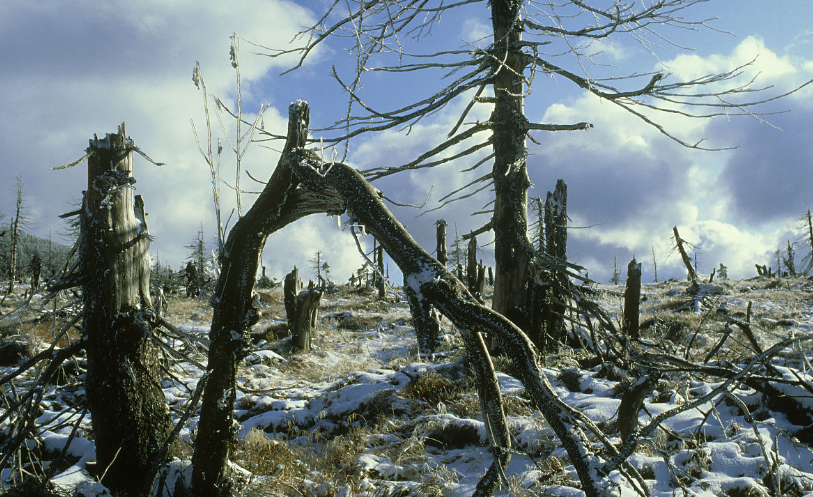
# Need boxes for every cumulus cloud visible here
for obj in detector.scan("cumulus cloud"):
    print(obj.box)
[3,2,811,286]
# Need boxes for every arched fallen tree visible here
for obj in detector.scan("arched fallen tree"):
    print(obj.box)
[192,100,637,496]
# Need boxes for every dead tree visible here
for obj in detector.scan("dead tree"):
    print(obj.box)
[801,210,813,275]
[377,244,385,298]
[622,258,642,340]
[5,172,24,296]
[540,179,568,353]
[81,125,174,496]
[284,268,321,352]
[286,149,643,497]
[191,103,344,496]
[466,234,479,295]
[256,1,805,350]
[436,219,448,267]
[673,226,698,286]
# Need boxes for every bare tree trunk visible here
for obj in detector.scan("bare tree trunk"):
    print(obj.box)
[622,258,642,340]
[541,179,568,352]
[377,245,385,298]
[436,219,448,267]
[82,124,173,497]
[6,174,22,295]
[405,285,441,356]
[285,270,321,352]
[192,103,344,496]
[490,0,538,334]
[673,226,698,286]
[467,235,478,294]
[284,266,301,335]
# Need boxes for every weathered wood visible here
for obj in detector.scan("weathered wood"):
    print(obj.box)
[192,102,344,496]
[436,219,448,267]
[287,151,614,497]
[82,124,173,496]
[286,273,321,352]
[377,245,385,298]
[490,0,536,337]
[284,266,302,333]
[622,258,642,340]
[466,235,478,294]
[540,179,568,353]
[405,285,441,356]
[673,226,698,285]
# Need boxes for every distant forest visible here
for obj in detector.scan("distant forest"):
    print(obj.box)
[0,229,73,282]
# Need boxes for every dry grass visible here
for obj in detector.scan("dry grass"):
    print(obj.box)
[400,370,458,406]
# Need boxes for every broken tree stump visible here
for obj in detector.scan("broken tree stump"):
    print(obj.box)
[284,267,322,352]
[541,179,568,353]
[82,124,173,496]
[622,258,642,340]
[436,219,448,267]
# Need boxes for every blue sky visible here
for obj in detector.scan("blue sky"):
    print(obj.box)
[1,0,812,285]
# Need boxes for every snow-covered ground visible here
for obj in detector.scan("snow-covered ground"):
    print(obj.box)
[3,277,813,496]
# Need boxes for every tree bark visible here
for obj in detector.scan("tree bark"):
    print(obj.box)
[489,0,538,334]
[377,245,385,298]
[192,102,344,496]
[82,125,173,497]
[467,235,478,294]
[539,179,568,353]
[622,258,642,340]
[287,151,614,497]
[290,279,321,352]
[405,285,441,356]
[436,219,448,267]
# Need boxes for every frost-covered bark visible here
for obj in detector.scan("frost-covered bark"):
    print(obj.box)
[82,126,173,497]
[192,102,343,496]
[287,151,615,497]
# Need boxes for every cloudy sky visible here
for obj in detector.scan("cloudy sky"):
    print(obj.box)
[1,0,812,286]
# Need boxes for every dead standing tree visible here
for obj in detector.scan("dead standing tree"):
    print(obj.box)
[541,179,568,352]
[673,226,698,287]
[256,0,805,340]
[81,125,174,496]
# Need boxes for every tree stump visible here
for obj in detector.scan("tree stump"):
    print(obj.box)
[622,258,642,340]
[285,268,321,352]
[436,219,448,267]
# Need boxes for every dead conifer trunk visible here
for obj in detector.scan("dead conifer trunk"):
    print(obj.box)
[82,124,173,496]
[377,245,385,298]
[622,258,641,340]
[467,235,479,295]
[673,226,698,286]
[285,268,321,352]
[436,219,448,267]
[541,179,568,352]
